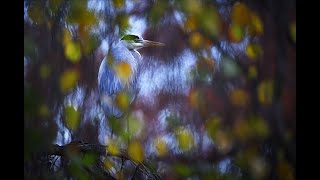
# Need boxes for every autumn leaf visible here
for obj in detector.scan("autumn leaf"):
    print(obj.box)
[154,137,168,157]
[248,13,264,36]
[114,62,132,84]
[175,127,194,151]
[230,89,249,107]
[246,43,263,60]
[113,0,125,8]
[232,2,251,26]
[128,141,144,163]
[189,32,204,49]
[65,41,82,62]
[229,23,246,43]
[258,80,274,105]
[115,91,130,111]
[248,65,258,79]
[64,106,80,131]
[107,140,120,156]
[59,69,79,93]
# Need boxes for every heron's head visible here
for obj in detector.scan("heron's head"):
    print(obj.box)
[120,34,165,50]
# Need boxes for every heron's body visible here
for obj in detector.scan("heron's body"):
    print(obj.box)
[98,41,141,118]
[98,35,164,119]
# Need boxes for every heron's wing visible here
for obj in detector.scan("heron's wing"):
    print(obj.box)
[98,56,122,96]
[98,56,124,118]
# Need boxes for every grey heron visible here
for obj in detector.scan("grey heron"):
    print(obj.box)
[98,34,164,134]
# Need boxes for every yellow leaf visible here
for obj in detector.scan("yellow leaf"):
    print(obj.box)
[59,69,79,93]
[114,62,132,84]
[107,140,120,156]
[154,137,168,157]
[115,92,130,111]
[104,158,114,170]
[176,127,194,151]
[246,43,262,60]
[113,0,125,8]
[248,14,264,36]
[231,2,251,26]
[185,16,197,32]
[128,141,144,163]
[189,32,204,49]
[63,29,72,46]
[258,80,274,105]
[65,41,82,63]
[229,23,246,43]
[248,66,258,79]
[64,106,80,130]
[230,89,249,107]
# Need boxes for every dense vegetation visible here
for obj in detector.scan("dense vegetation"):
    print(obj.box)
[24,0,296,179]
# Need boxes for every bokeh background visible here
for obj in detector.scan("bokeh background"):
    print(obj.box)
[24,0,296,179]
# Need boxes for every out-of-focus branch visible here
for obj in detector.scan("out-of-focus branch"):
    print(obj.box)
[50,143,108,156]
[47,142,161,180]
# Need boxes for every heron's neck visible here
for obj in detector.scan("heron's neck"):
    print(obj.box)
[131,49,142,60]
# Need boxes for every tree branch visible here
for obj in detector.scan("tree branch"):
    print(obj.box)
[47,142,161,180]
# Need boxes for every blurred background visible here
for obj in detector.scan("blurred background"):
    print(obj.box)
[24,0,296,179]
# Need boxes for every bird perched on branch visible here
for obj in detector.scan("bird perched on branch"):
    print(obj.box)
[98,34,164,130]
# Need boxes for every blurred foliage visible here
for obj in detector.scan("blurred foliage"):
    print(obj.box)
[59,68,79,93]
[115,91,130,111]
[25,0,295,179]
[128,140,145,163]
[258,80,274,105]
[114,62,132,85]
[63,29,82,62]
[246,43,263,60]
[289,21,296,44]
[107,139,120,156]
[154,136,168,157]
[175,127,195,151]
[64,105,80,131]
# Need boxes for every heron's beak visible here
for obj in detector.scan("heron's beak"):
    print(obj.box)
[142,40,165,47]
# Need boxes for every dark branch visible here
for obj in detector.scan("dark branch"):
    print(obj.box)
[47,142,161,180]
